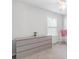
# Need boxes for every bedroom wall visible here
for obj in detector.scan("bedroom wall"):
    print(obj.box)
[64,16,67,29]
[12,0,63,56]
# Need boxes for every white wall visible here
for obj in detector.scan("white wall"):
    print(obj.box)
[12,1,63,56]
[64,16,67,29]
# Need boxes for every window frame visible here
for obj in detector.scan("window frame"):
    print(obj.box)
[47,17,58,36]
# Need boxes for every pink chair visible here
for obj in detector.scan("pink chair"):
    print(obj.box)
[60,29,67,44]
[60,29,67,37]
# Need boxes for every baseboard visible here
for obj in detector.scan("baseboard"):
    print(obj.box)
[52,41,59,45]
[12,53,16,56]
[53,41,67,45]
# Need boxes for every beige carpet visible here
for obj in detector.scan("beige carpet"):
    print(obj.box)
[12,44,67,59]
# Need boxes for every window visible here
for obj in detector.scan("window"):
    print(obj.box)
[47,17,58,36]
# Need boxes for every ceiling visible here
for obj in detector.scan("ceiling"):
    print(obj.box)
[16,0,67,15]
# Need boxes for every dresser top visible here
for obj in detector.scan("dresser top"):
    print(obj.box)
[15,36,52,41]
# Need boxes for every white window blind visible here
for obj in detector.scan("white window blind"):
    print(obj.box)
[47,17,57,36]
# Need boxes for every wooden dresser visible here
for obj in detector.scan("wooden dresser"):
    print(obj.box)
[16,36,52,59]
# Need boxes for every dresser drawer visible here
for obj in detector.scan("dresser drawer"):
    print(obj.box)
[16,39,52,52]
[16,36,52,47]
[16,44,52,59]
